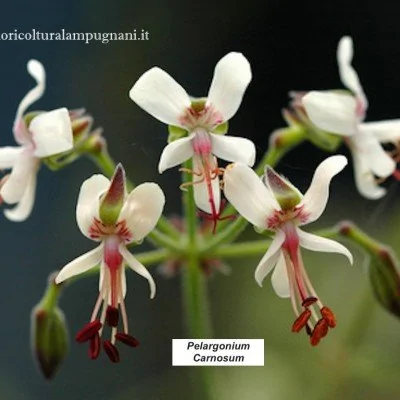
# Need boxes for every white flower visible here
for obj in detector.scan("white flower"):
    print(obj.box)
[55,165,165,362]
[0,60,73,221]
[302,36,400,199]
[223,156,353,345]
[129,52,255,226]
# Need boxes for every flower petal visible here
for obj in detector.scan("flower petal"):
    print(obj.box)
[119,245,156,299]
[302,91,358,136]
[158,135,194,173]
[0,152,38,204]
[271,251,290,298]
[360,120,400,144]
[337,36,368,110]
[76,174,110,238]
[224,163,281,229]
[206,52,252,122]
[297,228,353,265]
[129,67,191,127]
[3,170,37,222]
[299,155,348,225]
[0,147,23,169]
[210,133,256,166]
[192,155,221,214]
[119,182,165,242]
[55,244,103,284]
[254,231,285,286]
[29,108,73,157]
[13,60,46,133]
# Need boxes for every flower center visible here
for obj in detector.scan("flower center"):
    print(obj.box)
[267,205,308,231]
[88,218,133,243]
[179,103,223,131]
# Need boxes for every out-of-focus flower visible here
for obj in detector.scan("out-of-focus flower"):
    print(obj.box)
[0,60,73,221]
[55,164,165,362]
[129,53,255,228]
[224,156,353,345]
[302,37,400,199]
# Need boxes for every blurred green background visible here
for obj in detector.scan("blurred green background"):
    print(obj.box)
[1,0,400,399]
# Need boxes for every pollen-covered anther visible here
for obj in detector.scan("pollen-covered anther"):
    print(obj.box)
[103,340,120,363]
[115,332,140,347]
[89,333,101,360]
[320,306,337,328]
[291,309,312,333]
[302,297,318,308]
[75,320,102,343]
[106,306,119,327]
[310,319,329,346]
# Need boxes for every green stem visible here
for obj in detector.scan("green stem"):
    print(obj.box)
[207,240,270,259]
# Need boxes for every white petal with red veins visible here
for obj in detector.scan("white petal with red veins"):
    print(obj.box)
[29,108,73,158]
[271,251,290,298]
[76,174,110,238]
[4,170,37,222]
[210,134,256,166]
[129,67,191,127]
[254,230,285,286]
[0,147,23,169]
[55,244,104,284]
[119,245,156,298]
[158,135,194,173]
[224,163,281,230]
[302,91,358,136]
[297,228,353,264]
[360,119,400,143]
[206,52,252,122]
[119,182,165,242]
[337,36,368,110]
[299,155,348,225]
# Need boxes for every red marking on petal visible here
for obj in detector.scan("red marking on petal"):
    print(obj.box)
[106,306,119,327]
[89,333,101,360]
[291,309,311,333]
[103,340,120,363]
[76,320,102,343]
[321,307,336,328]
[115,333,140,347]
[302,297,318,308]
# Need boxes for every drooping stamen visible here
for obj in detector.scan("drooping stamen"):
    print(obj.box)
[321,307,336,328]
[310,319,329,346]
[106,306,119,327]
[292,309,311,333]
[197,198,236,234]
[76,320,102,343]
[89,333,101,360]
[302,297,318,308]
[103,340,120,363]
[115,333,140,347]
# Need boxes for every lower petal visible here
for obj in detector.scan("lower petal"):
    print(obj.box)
[210,134,256,166]
[271,252,290,298]
[297,228,353,264]
[359,119,400,144]
[0,147,23,169]
[158,135,194,173]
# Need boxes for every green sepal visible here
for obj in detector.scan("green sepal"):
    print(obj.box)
[212,121,228,135]
[168,125,188,143]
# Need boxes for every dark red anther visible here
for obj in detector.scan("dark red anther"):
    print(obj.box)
[310,319,329,346]
[291,309,312,333]
[106,306,119,327]
[76,320,102,343]
[103,340,120,363]
[115,333,140,347]
[89,333,101,360]
[320,306,336,328]
[302,297,318,308]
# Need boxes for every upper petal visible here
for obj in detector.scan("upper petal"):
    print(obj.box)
[129,67,191,127]
[299,155,348,225]
[76,174,110,238]
[210,133,256,166]
[271,251,290,298]
[119,245,156,299]
[223,163,281,229]
[206,52,252,122]
[119,182,165,242]
[297,228,353,265]
[0,147,23,169]
[254,231,285,287]
[158,135,194,173]
[13,60,46,133]
[360,120,400,144]
[55,244,103,284]
[3,170,37,222]
[337,36,368,109]
[29,108,73,157]
[302,91,358,136]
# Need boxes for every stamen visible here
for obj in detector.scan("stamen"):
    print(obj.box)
[302,297,318,308]
[115,333,140,347]
[292,309,311,333]
[106,306,119,327]
[310,319,329,346]
[320,307,336,328]
[103,340,120,363]
[89,333,101,360]
[76,320,102,343]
